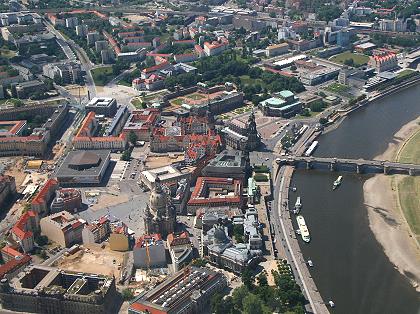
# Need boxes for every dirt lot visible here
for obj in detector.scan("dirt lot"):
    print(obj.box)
[57,244,125,278]
[144,154,184,169]
[65,85,88,98]
[2,157,26,189]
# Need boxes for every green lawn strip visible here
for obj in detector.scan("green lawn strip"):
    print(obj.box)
[396,129,420,238]
[91,66,114,86]
[397,177,420,236]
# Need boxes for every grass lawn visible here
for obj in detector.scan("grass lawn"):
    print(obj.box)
[91,66,114,86]
[240,75,265,87]
[131,98,145,109]
[118,79,132,87]
[396,129,420,239]
[185,93,206,100]
[0,98,23,107]
[146,90,168,100]
[397,177,420,238]
[0,48,17,59]
[325,82,349,92]
[398,130,420,164]
[330,51,370,67]
[171,98,184,106]
[397,69,416,79]
[295,110,319,119]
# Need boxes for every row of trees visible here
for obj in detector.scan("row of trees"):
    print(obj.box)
[211,266,306,314]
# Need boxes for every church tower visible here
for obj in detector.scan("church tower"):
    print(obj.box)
[144,178,176,237]
[245,111,261,151]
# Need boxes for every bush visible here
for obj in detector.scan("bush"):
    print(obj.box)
[35,235,48,246]
[121,288,134,301]
[254,174,269,182]
[253,165,269,173]
[191,258,207,267]
[309,100,326,112]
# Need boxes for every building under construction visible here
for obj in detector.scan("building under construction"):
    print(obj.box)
[0,265,117,314]
[128,266,227,314]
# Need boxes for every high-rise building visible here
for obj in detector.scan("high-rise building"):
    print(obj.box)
[75,24,88,37]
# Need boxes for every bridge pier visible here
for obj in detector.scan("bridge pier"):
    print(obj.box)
[409,168,415,176]
[356,164,363,174]
[306,161,312,170]
[330,162,336,172]
[383,165,389,175]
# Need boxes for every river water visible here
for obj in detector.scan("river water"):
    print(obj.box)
[290,85,420,314]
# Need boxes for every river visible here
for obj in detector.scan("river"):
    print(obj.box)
[290,85,420,314]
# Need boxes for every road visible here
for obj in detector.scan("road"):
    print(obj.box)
[271,165,329,314]
[254,119,329,313]
[44,20,97,101]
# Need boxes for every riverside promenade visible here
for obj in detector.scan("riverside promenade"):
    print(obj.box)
[273,165,329,314]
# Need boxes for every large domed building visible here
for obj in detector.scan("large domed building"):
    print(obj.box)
[143,178,176,237]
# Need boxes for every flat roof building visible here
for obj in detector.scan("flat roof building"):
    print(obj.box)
[85,97,118,117]
[133,234,166,269]
[55,150,111,187]
[202,149,248,179]
[140,165,190,192]
[259,90,302,117]
[122,108,160,141]
[40,211,84,248]
[187,177,243,214]
[128,266,227,314]
[0,265,117,314]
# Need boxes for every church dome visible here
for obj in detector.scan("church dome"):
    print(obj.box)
[149,178,168,215]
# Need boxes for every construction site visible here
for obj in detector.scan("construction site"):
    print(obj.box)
[54,243,126,278]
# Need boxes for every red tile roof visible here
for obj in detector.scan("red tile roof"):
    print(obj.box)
[31,179,58,206]
[73,112,125,143]
[1,246,23,258]
[134,233,162,248]
[142,61,170,74]
[167,231,190,246]
[11,210,38,241]
[0,254,31,279]
[188,177,242,206]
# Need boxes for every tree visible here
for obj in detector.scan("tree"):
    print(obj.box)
[242,293,266,314]
[241,267,255,290]
[233,224,244,243]
[128,131,138,146]
[344,58,354,67]
[257,272,268,287]
[232,285,249,310]
[121,288,134,301]
[309,100,326,112]
[301,108,311,116]
[39,250,47,259]
[269,12,276,18]
[317,5,342,22]
[319,117,328,125]
[191,258,207,267]
[53,74,63,85]
[211,293,235,314]
[35,235,48,246]
[121,150,131,161]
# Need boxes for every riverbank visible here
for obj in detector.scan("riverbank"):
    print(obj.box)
[323,77,420,135]
[363,116,420,291]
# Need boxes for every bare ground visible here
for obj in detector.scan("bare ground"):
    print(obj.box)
[363,116,420,291]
